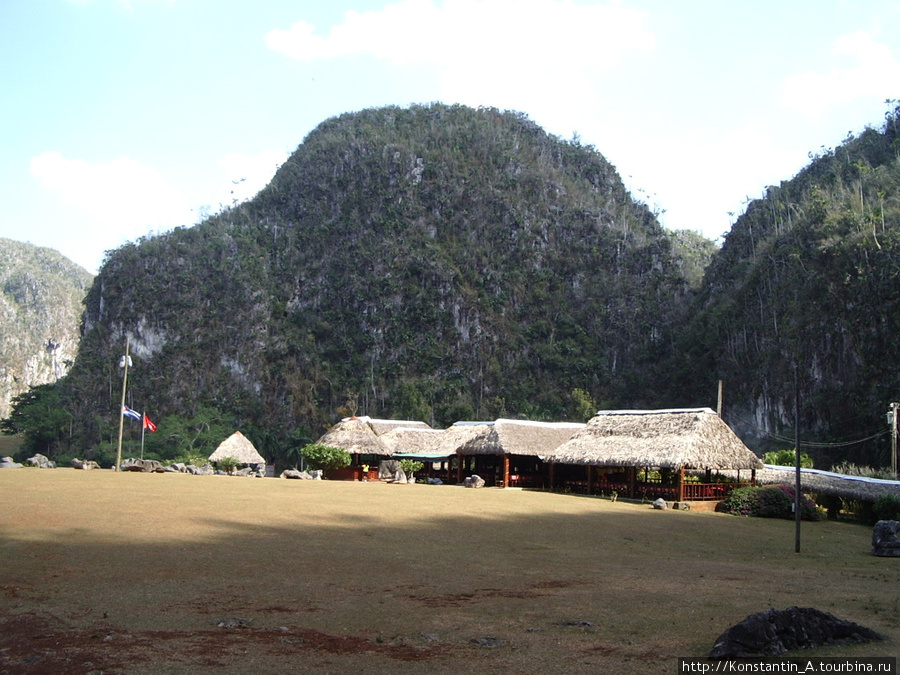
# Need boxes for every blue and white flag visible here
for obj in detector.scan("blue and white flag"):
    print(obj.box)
[122,405,141,421]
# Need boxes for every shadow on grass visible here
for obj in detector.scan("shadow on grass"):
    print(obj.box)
[0,476,891,674]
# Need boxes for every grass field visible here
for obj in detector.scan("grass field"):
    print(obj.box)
[0,469,897,673]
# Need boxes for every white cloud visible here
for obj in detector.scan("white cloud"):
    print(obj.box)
[30,151,192,267]
[265,0,654,79]
[780,30,900,117]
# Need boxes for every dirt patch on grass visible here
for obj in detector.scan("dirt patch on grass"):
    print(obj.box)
[0,471,895,673]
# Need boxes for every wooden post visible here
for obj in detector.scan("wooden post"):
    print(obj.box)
[587,465,593,495]
[678,466,685,502]
[549,462,555,491]
[627,466,636,499]
[502,454,510,488]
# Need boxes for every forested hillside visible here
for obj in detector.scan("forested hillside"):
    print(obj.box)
[56,104,702,465]
[676,103,900,467]
[0,239,92,418]
[10,102,900,471]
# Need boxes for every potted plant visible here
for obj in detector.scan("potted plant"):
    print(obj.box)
[399,459,424,484]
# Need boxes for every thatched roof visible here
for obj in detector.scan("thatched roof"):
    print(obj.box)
[316,418,391,456]
[379,427,445,455]
[550,408,763,470]
[757,465,900,502]
[458,419,585,457]
[208,431,266,465]
[360,417,432,436]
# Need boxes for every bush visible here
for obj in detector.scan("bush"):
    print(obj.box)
[873,494,900,522]
[399,459,424,476]
[721,484,821,520]
[764,449,814,468]
[301,444,351,475]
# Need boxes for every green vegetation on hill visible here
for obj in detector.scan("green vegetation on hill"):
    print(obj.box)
[0,239,92,419]
[675,102,900,466]
[6,102,900,473]
[54,104,699,465]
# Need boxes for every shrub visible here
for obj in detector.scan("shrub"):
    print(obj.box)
[873,494,900,522]
[721,484,821,520]
[216,456,240,474]
[764,449,814,468]
[830,462,897,480]
[301,444,351,475]
[399,459,424,476]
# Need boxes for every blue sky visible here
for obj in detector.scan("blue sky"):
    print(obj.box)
[1,0,898,273]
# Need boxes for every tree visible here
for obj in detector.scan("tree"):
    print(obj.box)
[0,383,72,458]
[300,443,351,476]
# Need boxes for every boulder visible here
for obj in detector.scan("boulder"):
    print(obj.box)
[25,454,55,468]
[120,458,162,472]
[872,520,900,557]
[281,469,314,479]
[708,606,884,658]
[72,458,101,470]
[464,474,486,488]
[0,456,23,469]
[653,498,668,510]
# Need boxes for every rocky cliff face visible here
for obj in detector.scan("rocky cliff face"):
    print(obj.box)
[66,104,698,445]
[0,238,92,418]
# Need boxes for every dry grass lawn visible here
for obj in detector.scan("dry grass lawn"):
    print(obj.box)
[0,469,897,673]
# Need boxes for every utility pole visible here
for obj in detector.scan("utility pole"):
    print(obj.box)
[115,337,131,472]
[891,402,898,479]
[717,380,724,418]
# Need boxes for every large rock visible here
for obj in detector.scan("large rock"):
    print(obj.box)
[464,474,486,488]
[872,520,900,557]
[0,456,23,469]
[71,458,101,470]
[120,458,162,472]
[281,468,314,479]
[709,606,884,658]
[25,454,55,468]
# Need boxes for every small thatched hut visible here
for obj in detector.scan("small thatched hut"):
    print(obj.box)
[208,431,266,472]
[456,419,585,487]
[549,408,763,502]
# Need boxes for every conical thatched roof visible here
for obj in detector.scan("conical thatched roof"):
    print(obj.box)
[315,417,391,456]
[550,408,763,470]
[433,421,494,456]
[208,431,266,465]
[458,419,585,457]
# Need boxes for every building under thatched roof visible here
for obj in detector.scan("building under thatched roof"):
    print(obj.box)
[458,419,585,457]
[379,427,446,456]
[362,417,432,436]
[315,417,391,456]
[208,431,265,466]
[550,408,762,471]
[758,465,900,502]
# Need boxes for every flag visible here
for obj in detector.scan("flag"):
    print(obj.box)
[143,413,157,433]
[122,405,141,421]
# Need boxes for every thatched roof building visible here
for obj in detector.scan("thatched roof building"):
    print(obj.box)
[758,465,900,502]
[315,417,391,456]
[550,408,763,471]
[458,418,585,457]
[379,427,446,456]
[208,431,265,466]
[363,417,432,436]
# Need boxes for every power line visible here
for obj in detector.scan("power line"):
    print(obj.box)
[729,415,889,449]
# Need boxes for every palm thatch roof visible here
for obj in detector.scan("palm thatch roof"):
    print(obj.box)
[208,431,266,465]
[316,417,391,456]
[458,419,586,457]
[550,408,763,471]
[361,417,432,436]
[757,465,900,502]
[379,427,446,456]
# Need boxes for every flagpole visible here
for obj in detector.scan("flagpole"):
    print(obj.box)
[140,412,146,460]
[115,337,130,471]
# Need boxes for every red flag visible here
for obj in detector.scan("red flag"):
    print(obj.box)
[143,414,157,433]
